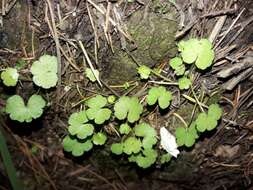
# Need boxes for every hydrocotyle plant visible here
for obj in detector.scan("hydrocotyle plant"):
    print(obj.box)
[30,54,58,89]
[1,68,19,87]
[62,38,221,168]
[5,94,46,122]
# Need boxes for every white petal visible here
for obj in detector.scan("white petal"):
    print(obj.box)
[160,127,180,158]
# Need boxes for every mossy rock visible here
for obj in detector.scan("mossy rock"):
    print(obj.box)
[102,2,178,84]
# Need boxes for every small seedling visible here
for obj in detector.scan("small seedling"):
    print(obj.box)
[175,123,199,147]
[114,96,143,123]
[5,95,46,122]
[85,68,99,82]
[146,86,172,109]
[63,135,93,157]
[137,65,151,79]
[123,137,142,155]
[86,95,112,124]
[92,132,107,145]
[111,143,123,155]
[178,38,215,70]
[178,76,191,90]
[169,57,185,76]
[111,122,158,168]
[68,111,94,139]
[119,123,131,135]
[1,68,19,87]
[31,54,58,89]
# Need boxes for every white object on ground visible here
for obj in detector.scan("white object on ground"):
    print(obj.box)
[160,127,180,158]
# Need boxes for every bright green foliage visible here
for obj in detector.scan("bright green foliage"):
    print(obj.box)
[1,68,19,87]
[5,95,46,122]
[146,86,172,109]
[142,136,157,149]
[85,68,99,82]
[114,96,143,123]
[129,149,158,168]
[160,153,172,164]
[92,132,107,145]
[68,111,94,139]
[69,123,94,139]
[196,104,222,132]
[123,82,130,89]
[134,122,156,138]
[86,95,112,124]
[208,104,222,120]
[63,135,93,157]
[178,76,191,90]
[68,111,88,127]
[178,38,215,70]
[169,57,185,76]
[107,95,116,104]
[31,54,58,89]
[123,137,142,155]
[134,123,157,149]
[119,123,131,135]
[195,113,208,132]
[111,143,123,155]
[175,123,198,147]
[137,65,151,79]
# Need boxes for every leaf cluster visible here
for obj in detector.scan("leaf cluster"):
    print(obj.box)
[178,38,215,70]
[196,104,222,132]
[146,86,172,109]
[175,104,222,148]
[114,96,143,123]
[111,122,158,168]
[63,95,111,156]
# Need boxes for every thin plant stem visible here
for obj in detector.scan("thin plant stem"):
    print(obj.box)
[0,125,23,190]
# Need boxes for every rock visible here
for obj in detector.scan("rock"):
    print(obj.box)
[102,2,178,84]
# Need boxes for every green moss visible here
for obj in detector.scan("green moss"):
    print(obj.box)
[103,3,178,84]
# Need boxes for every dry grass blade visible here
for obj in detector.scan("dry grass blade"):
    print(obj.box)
[78,41,102,87]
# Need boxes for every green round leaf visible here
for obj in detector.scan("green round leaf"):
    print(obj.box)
[208,104,222,120]
[142,136,157,149]
[146,86,172,109]
[196,112,208,132]
[178,76,191,90]
[68,111,88,127]
[86,95,107,109]
[114,96,143,123]
[63,135,76,152]
[1,68,19,87]
[31,54,58,89]
[119,123,131,135]
[180,39,199,64]
[134,122,156,137]
[170,57,183,69]
[137,65,151,79]
[111,143,123,155]
[92,132,107,145]
[68,123,94,139]
[123,137,142,155]
[107,95,116,104]
[5,95,46,122]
